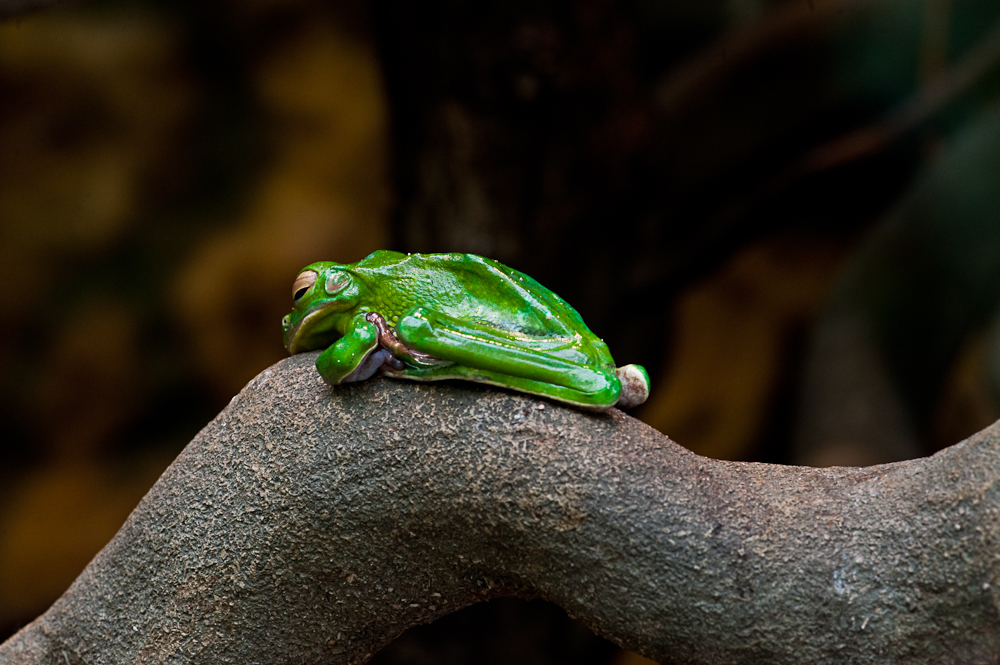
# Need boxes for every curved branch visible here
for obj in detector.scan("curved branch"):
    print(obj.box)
[2,352,1000,664]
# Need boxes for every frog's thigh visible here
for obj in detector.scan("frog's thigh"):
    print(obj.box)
[315,318,379,385]
[397,307,618,397]
[386,364,618,409]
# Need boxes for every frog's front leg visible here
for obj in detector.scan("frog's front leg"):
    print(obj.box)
[396,307,621,406]
[315,313,393,385]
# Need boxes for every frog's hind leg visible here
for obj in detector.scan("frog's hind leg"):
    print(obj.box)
[396,307,620,406]
[382,363,619,410]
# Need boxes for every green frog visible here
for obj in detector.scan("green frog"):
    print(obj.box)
[282,251,649,410]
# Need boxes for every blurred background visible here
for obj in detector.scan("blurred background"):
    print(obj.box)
[2,0,1000,662]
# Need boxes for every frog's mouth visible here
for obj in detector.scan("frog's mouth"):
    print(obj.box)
[284,301,339,355]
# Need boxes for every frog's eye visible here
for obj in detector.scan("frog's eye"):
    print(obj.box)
[292,270,318,302]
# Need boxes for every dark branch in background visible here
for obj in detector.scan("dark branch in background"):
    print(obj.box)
[2,353,1000,664]
[0,0,71,20]
[637,0,1000,314]
[654,0,874,116]
[802,13,1000,171]
[657,0,1000,250]
[657,0,1000,173]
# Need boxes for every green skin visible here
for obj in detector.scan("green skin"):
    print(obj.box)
[282,251,649,410]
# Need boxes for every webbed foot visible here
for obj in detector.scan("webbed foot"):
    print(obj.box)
[615,364,650,408]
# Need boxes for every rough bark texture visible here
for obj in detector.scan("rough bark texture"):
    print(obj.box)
[2,352,1000,664]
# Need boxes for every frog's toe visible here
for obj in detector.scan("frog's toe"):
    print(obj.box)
[615,364,650,409]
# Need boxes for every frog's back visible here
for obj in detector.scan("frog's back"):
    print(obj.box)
[348,251,591,339]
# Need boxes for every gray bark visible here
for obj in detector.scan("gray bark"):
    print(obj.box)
[2,352,1000,664]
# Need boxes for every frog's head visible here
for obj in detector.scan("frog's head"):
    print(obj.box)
[282,262,362,354]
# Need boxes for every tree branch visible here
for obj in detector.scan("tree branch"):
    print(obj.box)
[2,352,1000,664]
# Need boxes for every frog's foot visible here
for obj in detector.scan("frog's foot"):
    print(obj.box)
[614,364,650,409]
[342,348,394,383]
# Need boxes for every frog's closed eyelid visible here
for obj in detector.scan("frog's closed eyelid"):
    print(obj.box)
[292,270,318,301]
[326,272,350,295]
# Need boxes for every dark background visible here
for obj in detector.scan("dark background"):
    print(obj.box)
[3,0,1000,662]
